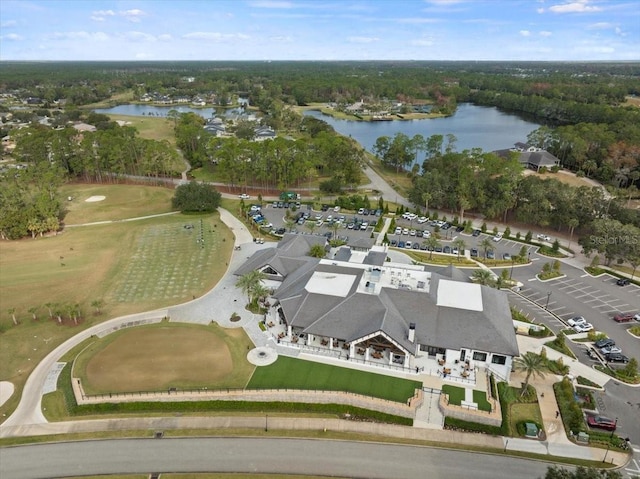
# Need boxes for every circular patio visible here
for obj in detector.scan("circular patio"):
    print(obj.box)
[247,347,278,366]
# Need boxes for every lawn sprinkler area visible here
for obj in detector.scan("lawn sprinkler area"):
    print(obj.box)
[74,323,254,395]
[108,217,221,304]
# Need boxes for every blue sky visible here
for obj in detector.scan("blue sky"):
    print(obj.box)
[0,0,638,61]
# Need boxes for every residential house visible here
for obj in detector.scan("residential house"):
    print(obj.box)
[494,143,561,172]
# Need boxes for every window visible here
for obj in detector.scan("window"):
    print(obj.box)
[472,351,487,362]
[492,355,506,365]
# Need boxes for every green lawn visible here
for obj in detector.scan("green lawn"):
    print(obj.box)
[442,385,492,412]
[248,356,421,403]
[442,385,465,405]
[473,389,492,412]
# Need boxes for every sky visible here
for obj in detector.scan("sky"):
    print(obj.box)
[0,0,638,61]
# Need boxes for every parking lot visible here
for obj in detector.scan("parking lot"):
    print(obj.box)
[252,202,380,243]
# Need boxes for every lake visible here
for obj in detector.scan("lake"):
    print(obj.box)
[95,102,541,156]
[304,104,541,155]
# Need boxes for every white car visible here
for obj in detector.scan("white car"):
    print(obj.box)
[600,345,622,355]
[394,227,402,235]
[402,228,409,235]
[417,216,428,224]
[409,229,416,236]
[238,193,250,200]
[422,231,431,238]
[493,232,503,242]
[573,323,594,333]
[333,206,341,212]
[537,234,551,242]
[568,316,587,327]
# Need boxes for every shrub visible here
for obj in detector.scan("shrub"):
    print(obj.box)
[443,417,502,436]
[554,377,585,434]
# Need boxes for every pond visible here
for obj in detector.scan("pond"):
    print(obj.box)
[304,103,542,156]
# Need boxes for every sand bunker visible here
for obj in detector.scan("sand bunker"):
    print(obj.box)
[0,381,15,407]
[85,195,106,203]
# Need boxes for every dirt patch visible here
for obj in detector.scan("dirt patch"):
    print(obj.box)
[85,195,106,203]
[83,326,233,393]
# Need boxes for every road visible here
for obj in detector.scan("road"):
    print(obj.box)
[1,437,555,479]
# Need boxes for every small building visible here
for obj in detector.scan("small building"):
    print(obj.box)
[494,143,560,172]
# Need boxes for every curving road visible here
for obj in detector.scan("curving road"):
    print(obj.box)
[2,437,554,479]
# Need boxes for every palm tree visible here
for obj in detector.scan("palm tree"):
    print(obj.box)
[308,243,326,258]
[8,308,17,326]
[480,238,493,259]
[44,302,54,319]
[453,238,466,262]
[235,270,267,304]
[425,236,440,260]
[28,306,39,321]
[513,352,548,397]
[471,269,495,286]
[91,299,104,315]
[306,221,317,235]
[284,217,296,233]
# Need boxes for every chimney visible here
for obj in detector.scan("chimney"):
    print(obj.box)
[408,323,416,343]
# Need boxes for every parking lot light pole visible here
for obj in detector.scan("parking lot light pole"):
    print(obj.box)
[510,259,514,279]
[611,418,618,439]
[545,291,552,310]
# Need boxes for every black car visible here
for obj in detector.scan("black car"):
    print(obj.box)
[594,338,615,349]
[456,225,464,232]
[390,240,397,246]
[412,243,420,249]
[606,352,629,363]
[616,278,630,286]
[443,246,451,254]
[274,227,286,235]
[470,248,478,257]
[472,229,481,237]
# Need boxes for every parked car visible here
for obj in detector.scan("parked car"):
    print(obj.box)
[412,243,420,249]
[600,345,622,355]
[606,352,629,363]
[587,415,617,431]
[493,232,503,242]
[456,225,464,232]
[573,323,594,333]
[594,338,615,349]
[536,234,551,242]
[443,246,451,254]
[613,313,635,323]
[486,250,495,259]
[417,216,428,224]
[470,248,478,257]
[502,253,511,260]
[472,229,481,237]
[568,316,587,327]
[398,241,405,248]
[238,193,250,199]
[390,240,397,246]
[616,278,630,286]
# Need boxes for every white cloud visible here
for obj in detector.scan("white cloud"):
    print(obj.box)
[347,36,379,44]
[539,31,553,37]
[248,1,295,8]
[537,7,545,13]
[520,30,531,37]
[157,34,172,41]
[549,1,602,13]
[426,0,465,4]
[588,22,613,29]
[182,32,250,41]
[269,35,292,42]
[0,33,23,41]
[122,31,157,42]
[396,17,439,24]
[1,20,17,28]
[121,9,146,22]
[48,31,109,41]
[90,8,146,22]
[410,38,434,47]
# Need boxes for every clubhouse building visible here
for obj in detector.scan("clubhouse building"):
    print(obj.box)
[235,234,519,383]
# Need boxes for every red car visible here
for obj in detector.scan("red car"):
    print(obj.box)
[587,415,617,431]
[613,313,634,323]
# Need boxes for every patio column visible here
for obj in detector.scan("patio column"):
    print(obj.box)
[403,355,409,367]
[365,348,370,361]
[349,344,355,359]
[329,338,333,350]
[287,325,292,337]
